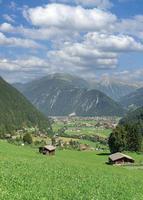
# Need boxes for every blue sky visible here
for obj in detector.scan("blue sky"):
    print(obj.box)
[0,0,143,84]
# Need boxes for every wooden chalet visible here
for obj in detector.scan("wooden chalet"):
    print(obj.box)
[108,152,135,165]
[39,145,56,156]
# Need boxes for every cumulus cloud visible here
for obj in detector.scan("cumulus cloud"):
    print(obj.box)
[75,0,113,9]
[46,32,143,74]
[0,23,79,43]
[0,56,50,73]
[1,3,143,83]
[0,23,14,32]
[0,32,43,49]
[117,15,143,40]
[24,3,116,31]
[85,32,143,51]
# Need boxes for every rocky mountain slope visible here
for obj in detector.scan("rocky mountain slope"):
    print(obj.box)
[90,78,138,101]
[119,87,143,109]
[13,74,125,117]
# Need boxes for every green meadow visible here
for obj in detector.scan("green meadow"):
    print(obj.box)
[65,127,112,138]
[0,141,143,200]
[52,118,112,138]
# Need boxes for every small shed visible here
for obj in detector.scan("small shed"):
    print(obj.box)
[109,152,135,165]
[79,144,90,151]
[39,145,56,156]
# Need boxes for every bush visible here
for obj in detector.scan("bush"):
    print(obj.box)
[23,133,33,144]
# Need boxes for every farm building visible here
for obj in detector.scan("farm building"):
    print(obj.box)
[68,112,76,117]
[108,152,135,165]
[79,144,90,151]
[39,145,56,156]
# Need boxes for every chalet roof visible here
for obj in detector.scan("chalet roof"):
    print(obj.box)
[109,152,134,161]
[44,145,56,151]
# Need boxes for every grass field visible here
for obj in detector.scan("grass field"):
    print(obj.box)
[1,140,143,200]
[65,127,112,138]
[52,118,112,138]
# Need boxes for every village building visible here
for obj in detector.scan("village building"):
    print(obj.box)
[68,112,76,118]
[108,152,135,165]
[4,134,11,139]
[39,145,56,156]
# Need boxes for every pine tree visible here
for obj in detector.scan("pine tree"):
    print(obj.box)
[108,126,127,153]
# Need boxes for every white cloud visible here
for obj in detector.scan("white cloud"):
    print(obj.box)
[2,14,15,23]
[0,23,79,42]
[116,15,143,40]
[46,32,143,74]
[24,3,116,31]
[0,23,14,32]
[85,32,143,51]
[108,69,143,86]
[47,42,118,71]
[0,56,52,83]
[75,0,113,9]
[50,0,113,9]
[0,32,43,49]
[0,56,50,72]
[1,3,143,83]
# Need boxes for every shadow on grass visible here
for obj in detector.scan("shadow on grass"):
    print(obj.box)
[97,152,110,156]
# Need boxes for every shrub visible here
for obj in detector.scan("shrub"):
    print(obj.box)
[23,133,33,144]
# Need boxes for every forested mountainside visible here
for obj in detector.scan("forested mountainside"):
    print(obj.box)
[109,106,143,153]
[0,77,52,135]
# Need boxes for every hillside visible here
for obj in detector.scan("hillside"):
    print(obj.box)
[13,74,125,117]
[109,106,143,153]
[120,106,143,126]
[90,78,138,101]
[119,87,143,109]
[0,140,143,200]
[0,77,52,135]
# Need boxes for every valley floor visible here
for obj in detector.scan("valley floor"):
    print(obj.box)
[0,141,143,200]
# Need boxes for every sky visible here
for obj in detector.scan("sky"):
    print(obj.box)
[0,0,143,84]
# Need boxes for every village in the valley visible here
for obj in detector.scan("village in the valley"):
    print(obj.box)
[5,115,118,152]
[48,115,119,151]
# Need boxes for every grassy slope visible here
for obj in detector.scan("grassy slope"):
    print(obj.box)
[1,141,143,200]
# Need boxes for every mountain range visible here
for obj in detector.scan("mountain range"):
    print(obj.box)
[13,73,125,117]
[91,78,138,101]
[0,77,52,134]
[119,87,143,109]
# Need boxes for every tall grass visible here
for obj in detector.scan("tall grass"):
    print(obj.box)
[0,141,143,200]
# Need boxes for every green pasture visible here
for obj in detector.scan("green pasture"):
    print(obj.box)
[65,127,112,138]
[0,141,143,200]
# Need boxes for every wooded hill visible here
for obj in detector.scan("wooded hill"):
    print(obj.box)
[0,77,52,135]
[109,106,143,153]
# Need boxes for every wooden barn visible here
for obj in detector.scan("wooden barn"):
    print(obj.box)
[39,145,56,156]
[108,152,135,165]
[79,144,90,151]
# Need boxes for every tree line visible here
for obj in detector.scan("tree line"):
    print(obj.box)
[108,107,143,153]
